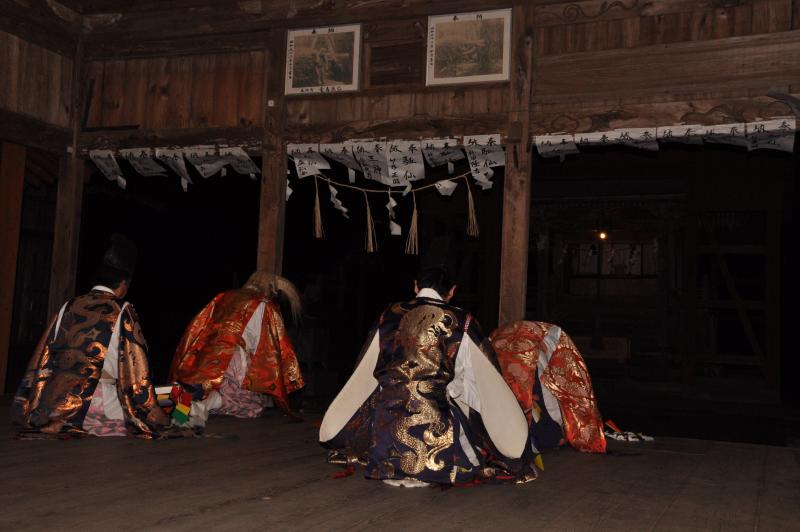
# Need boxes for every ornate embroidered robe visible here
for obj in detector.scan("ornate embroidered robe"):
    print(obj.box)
[320,289,535,485]
[491,321,607,453]
[12,288,170,438]
[169,288,304,412]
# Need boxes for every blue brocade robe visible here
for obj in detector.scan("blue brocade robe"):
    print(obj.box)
[320,290,536,484]
[11,288,172,438]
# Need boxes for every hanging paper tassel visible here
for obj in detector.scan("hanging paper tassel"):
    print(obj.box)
[465,177,479,237]
[363,191,378,253]
[313,176,324,239]
[405,192,419,255]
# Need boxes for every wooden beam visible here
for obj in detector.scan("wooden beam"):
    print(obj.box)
[0,142,26,393]
[79,126,264,153]
[77,116,506,152]
[535,30,800,105]
[530,93,800,134]
[498,5,534,325]
[284,115,508,144]
[0,109,72,153]
[257,31,287,275]
[0,1,79,56]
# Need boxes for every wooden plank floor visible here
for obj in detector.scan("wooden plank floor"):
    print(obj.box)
[1,409,799,531]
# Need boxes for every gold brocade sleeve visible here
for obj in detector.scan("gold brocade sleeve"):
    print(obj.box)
[117,305,170,438]
[10,311,59,427]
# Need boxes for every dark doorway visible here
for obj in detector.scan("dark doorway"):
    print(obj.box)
[77,162,260,383]
[282,159,504,403]
[6,148,58,392]
[530,140,798,445]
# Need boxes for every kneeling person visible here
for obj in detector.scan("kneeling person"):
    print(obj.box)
[491,321,606,453]
[319,267,535,487]
[170,272,304,419]
[12,236,171,438]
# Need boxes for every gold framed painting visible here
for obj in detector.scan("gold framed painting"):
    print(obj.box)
[426,9,511,86]
[285,24,361,95]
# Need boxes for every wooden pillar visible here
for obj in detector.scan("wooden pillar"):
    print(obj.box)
[48,155,85,316]
[257,30,287,275]
[498,6,534,325]
[48,40,85,316]
[0,142,27,392]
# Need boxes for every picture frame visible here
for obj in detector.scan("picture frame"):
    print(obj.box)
[285,24,362,95]
[426,9,512,86]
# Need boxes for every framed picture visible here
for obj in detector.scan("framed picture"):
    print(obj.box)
[285,24,361,95]
[426,9,511,86]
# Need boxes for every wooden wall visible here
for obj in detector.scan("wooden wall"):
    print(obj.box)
[78,1,800,143]
[84,51,266,130]
[530,0,800,133]
[285,16,510,141]
[0,31,73,129]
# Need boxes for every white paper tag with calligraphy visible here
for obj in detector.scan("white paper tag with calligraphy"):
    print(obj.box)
[89,150,126,189]
[613,128,659,151]
[463,134,503,189]
[422,138,465,168]
[220,146,260,177]
[155,148,193,191]
[435,179,458,196]
[656,125,704,144]
[746,118,796,152]
[319,142,361,172]
[574,131,617,146]
[352,141,392,185]
[185,145,229,178]
[119,148,167,177]
[287,144,330,179]
[387,140,425,186]
[702,123,748,147]
[533,134,579,159]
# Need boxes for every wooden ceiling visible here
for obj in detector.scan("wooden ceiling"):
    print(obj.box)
[54,0,227,14]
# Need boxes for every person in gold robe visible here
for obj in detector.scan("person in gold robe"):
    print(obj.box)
[169,272,304,420]
[12,235,172,439]
[319,267,536,487]
[490,321,607,453]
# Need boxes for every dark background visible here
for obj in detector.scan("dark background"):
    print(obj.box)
[6,143,798,446]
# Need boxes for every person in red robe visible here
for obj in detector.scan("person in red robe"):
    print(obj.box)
[169,272,305,420]
[490,321,607,454]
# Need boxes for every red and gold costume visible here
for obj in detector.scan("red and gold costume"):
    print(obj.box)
[170,284,303,412]
[490,321,606,453]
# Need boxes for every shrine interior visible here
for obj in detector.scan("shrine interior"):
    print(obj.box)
[1,0,799,529]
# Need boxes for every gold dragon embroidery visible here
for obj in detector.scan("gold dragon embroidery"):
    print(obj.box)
[392,305,458,475]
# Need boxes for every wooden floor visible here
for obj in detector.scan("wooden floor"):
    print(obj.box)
[1,409,799,532]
